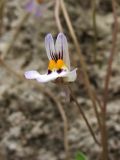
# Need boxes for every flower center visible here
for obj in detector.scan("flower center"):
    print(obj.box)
[56,59,66,69]
[48,60,56,71]
[48,59,68,74]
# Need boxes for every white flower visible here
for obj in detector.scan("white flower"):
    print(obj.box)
[24,33,77,83]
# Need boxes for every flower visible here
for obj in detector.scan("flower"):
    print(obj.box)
[24,33,77,83]
[24,0,44,16]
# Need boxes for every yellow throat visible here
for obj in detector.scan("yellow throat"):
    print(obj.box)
[48,59,67,71]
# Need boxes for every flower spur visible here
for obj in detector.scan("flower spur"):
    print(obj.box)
[24,33,77,83]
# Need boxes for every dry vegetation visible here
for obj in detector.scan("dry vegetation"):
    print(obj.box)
[0,0,120,160]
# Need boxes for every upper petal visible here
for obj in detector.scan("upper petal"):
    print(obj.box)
[45,33,56,60]
[55,33,70,70]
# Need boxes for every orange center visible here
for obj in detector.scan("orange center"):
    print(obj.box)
[56,59,66,70]
[48,60,56,71]
[48,59,66,71]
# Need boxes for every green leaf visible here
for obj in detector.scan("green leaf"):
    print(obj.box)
[75,152,87,160]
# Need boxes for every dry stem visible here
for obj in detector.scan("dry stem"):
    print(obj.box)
[103,0,118,113]
[45,89,70,160]
[68,85,100,146]
[60,0,102,133]
[54,0,63,32]
[92,0,97,61]
[101,0,118,160]
[0,0,5,36]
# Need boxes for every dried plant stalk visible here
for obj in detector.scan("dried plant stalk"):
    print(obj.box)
[60,0,102,132]
[92,0,98,61]
[0,0,5,36]
[101,0,118,160]
[68,85,100,146]
[54,0,63,32]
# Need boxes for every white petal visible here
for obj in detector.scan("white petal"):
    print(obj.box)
[24,70,41,79]
[58,68,77,82]
[65,68,77,82]
[45,33,55,60]
[55,33,70,70]
[36,72,59,83]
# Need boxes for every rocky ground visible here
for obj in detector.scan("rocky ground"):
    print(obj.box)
[0,0,120,160]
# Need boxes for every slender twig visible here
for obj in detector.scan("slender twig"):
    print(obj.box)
[45,90,70,160]
[60,0,102,131]
[0,0,5,36]
[101,1,118,160]
[54,0,63,32]
[93,90,103,110]
[2,12,30,59]
[103,0,118,113]
[0,57,70,160]
[68,85,101,146]
[92,0,98,61]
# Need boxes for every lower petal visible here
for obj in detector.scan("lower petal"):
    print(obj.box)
[66,68,77,82]
[24,70,41,79]
[58,68,77,82]
[36,72,58,83]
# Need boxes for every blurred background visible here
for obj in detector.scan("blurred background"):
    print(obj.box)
[0,0,120,160]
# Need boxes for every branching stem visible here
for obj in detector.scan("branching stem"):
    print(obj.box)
[101,0,118,160]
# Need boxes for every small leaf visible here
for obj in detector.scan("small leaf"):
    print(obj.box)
[75,152,87,160]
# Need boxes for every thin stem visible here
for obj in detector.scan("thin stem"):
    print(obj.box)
[92,0,98,61]
[101,111,108,160]
[93,90,103,110]
[68,85,101,146]
[54,0,63,32]
[60,0,102,132]
[46,90,70,160]
[103,0,118,113]
[101,1,118,160]
[0,0,5,36]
